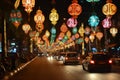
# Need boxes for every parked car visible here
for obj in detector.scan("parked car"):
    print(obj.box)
[82,53,112,72]
[112,55,120,65]
[63,52,80,64]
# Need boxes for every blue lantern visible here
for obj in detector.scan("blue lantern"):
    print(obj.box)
[88,14,100,27]
[86,0,100,2]
[50,27,56,35]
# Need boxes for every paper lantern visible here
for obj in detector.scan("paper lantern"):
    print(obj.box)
[88,14,100,27]
[102,2,117,17]
[49,8,59,25]
[96,32,103,40]
[60,23,68,33]
[110,27,118,37]
[102,17,111,28]
[34,9,45,24]
[36,23,44,32]
[51,27,56,35]
[22,23,31,34]
[68,0,82,18]
[22,0,35,14]
[67,17,78,28]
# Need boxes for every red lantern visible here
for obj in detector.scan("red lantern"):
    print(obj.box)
[68,0,82,18]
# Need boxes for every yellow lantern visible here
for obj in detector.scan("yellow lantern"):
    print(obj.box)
[45,30,50,38]
[78,23,84,37]
[102,0,117,17]
[66,30,71,39]
[22,23,31,34]
[34,9,45,24]
[96,32,103,40]
[49,8,59,25]
[110,27,118,37]
[89,33,95,42]
[22,0,35,14]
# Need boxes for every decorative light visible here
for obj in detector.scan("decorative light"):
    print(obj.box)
[9,9,22,28]
[34,9,45,24]
[36,23,44,32]
[110,27,118,37]
[86,0,100,2]
[67,17,78,28]
[66,30,71,39]
[85,37,89,43]
[102,17,111,28]
[75,33,79,39]
[96,32,103,40]
[68,0,82,18]
[22,0,35,14]
[85,26,91,35]
[22,23,31,34]
[88,14,100,27]
[102,0,117,17]
[49,8,59,25]
[72,27,78,34]
[78,23,84,37]
[50,27,56,35]
[89,33,95,42]
[45,30,50,38]
[60,23,68,33]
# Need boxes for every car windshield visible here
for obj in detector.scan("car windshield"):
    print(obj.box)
[92,54,110,60]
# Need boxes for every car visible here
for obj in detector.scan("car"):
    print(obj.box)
[82,53,112,72]
[63,52,80,64]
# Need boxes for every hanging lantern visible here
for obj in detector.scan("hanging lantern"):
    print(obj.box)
[85,37,89,43]
[22,23,31,34]
[89,33,95,42]
[72,27,78,34]
[67,17,78,28]
[75,33,79,39]
[110,27,118,37]
[78,23,84,37]
[88,14,100,27]
[49,8,59,25]
[96,32,103,40]
[102,17,112,28]
[66,30,71,39]
[60,23,68,33]
[68,0,82,18]
[85,26,91,35]
[9,9,22,28]
[45,30,50,38]
[36,23,44,32]
[86,0,100,2]
[22,0,35,14]
[102,0,117,17]
[58,32,65,40]
[34,9,45,24]
[50,27,56,35]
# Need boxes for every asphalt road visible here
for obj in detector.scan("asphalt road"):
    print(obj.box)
[3,56,120,80]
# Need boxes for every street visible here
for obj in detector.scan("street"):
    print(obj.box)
[3,56,120,80]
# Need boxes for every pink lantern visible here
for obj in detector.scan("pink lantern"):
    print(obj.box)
[22,23,31,34]
[102,17,111,28]
[67,17,78,28]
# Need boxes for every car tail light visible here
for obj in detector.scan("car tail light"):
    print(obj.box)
[90,60,95,64]
[77,57,80,60]
[65,57,68,60]
[108,60,112,64]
